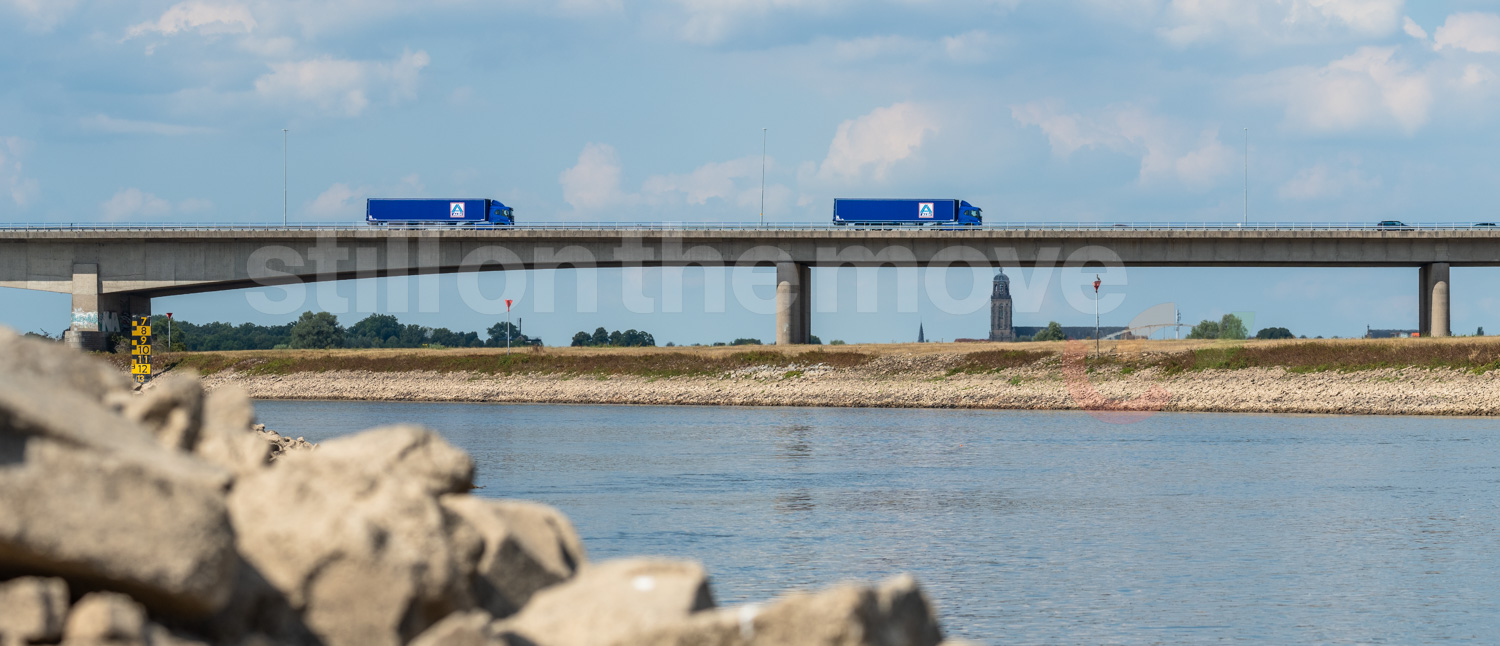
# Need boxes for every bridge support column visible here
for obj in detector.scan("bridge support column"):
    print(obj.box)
[63,264,149,352]
[1422,262,1450,338]
[775,262,810,345]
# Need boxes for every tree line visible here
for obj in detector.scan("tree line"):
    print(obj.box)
[138,313,542,351]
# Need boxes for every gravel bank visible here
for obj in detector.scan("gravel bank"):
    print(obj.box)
[200,359,1500,417]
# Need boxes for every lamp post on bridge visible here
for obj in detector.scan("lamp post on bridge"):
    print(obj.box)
[282,128,289,228]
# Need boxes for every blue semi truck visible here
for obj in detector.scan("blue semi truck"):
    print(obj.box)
[366,198,515,225]
[832,198,982,226]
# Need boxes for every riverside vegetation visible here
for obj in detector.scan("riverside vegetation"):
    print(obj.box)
[0,327,964,646]
[135,336,1500,416]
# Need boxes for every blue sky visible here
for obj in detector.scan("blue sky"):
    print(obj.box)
[4,0,1500,344]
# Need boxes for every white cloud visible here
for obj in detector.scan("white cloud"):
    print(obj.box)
[80,115,217,136]
[828,30,1002,64]
[1278,162,1379,200]
[559,143,632,211]
[306,175,423,219]
[1403,16,1427,40]
[126,1,257,39]
[814,102,938,182]
[0,137,40,208]
[3,0,80,32]
[1156,0,1404,47]
[670,0,840,45]
[1258,46,1432,134]
[1434,12,1500,54]
[101,189,173,220]
[1011,102,1235,188]
[1459,63,1496,88]
[642,156,764,206]
[253,49,429,117]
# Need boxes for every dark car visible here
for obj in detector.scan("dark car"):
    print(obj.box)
[1474,222,1497,228]
[1376,220,1413,231]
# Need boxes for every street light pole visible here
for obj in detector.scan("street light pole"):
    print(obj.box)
[1243,127,1248,226]
[282,128,289,227]
[760,127,767,227]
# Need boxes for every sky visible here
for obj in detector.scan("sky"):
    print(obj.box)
[3,0,1500,344]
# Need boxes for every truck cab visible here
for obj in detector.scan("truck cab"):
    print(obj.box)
[957,201,982,225]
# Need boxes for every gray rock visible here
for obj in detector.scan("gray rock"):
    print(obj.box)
[441,496,586,618]
[227,427,480,646]
[618,575,943,646]
[311,425,474,495]
[492,558,715,646]
[62,591,147,645]
[0,576,69,646]
[118,372,204,451]
[0,329,132,404]
[407,610,500,646]
[195,386,270,476]
[0,373,237,619]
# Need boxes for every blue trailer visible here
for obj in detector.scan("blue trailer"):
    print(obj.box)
[366,198,515,225]
[832,198,982,226]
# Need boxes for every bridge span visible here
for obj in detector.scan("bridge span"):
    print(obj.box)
[1,223,1495,349]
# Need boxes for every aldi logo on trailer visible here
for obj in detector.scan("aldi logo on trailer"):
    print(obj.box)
[450,202,465,218]
[918,202,934,219]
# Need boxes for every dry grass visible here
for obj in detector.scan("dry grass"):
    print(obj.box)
[129,335,1500,380]
[163,346,872,378]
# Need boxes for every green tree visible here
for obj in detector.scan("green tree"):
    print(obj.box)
[571,331,592,347]
[1219,314,1248,340]
[1031,321,1066,342]
[591,327,609,346]
[289,312,344,349]
[488,322,522,346]
[348,314,401,345]
[1187,320,1220,339]
[1478,326,1486,337]
[808,335,822,345]
[730,338,762,346]
[1255,327,1295,340]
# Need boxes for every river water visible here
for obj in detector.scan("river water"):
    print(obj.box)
[253,401,1500,644]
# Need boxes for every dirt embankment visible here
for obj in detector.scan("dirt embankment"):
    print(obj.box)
[185,339,1500,417]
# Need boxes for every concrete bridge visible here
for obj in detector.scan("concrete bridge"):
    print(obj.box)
[1,224,1495,349]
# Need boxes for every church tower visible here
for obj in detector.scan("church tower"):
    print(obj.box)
[988,270,1015,342]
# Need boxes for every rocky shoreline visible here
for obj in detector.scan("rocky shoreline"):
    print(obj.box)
[201,360,1500,417]
[0,327,965,646]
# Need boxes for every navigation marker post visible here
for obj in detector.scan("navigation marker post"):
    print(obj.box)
[166,312,172,351]
[130,316,152,385]
[1093,275,1101,358]
[505,299,513,355]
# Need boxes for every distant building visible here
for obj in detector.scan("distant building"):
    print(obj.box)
[989,270,1015,342]
[1367,329,1418,339]
[917,323,926,343]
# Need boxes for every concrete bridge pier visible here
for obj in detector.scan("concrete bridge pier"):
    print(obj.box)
[1419,262,1451,338]
[63,263,150,351]
[775,262,811,345]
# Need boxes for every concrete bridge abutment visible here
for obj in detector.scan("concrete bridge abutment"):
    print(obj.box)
[1419,262,1450,338]
[63,263,150,352]
[775,262,811,345]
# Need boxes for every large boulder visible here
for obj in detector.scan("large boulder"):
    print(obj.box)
[491,558,715,646]
[0,576,69,646]
[620,575,944,646]
[0,373,237,619]
[194,386,271,476]
[227,426,480,646]
[440,496,587,617]
[62,592,148,646]
[407,610,497,646]
[119,373,204,452]
[0,329,132,404]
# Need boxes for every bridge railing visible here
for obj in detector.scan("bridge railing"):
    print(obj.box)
[0,221,1495,231]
